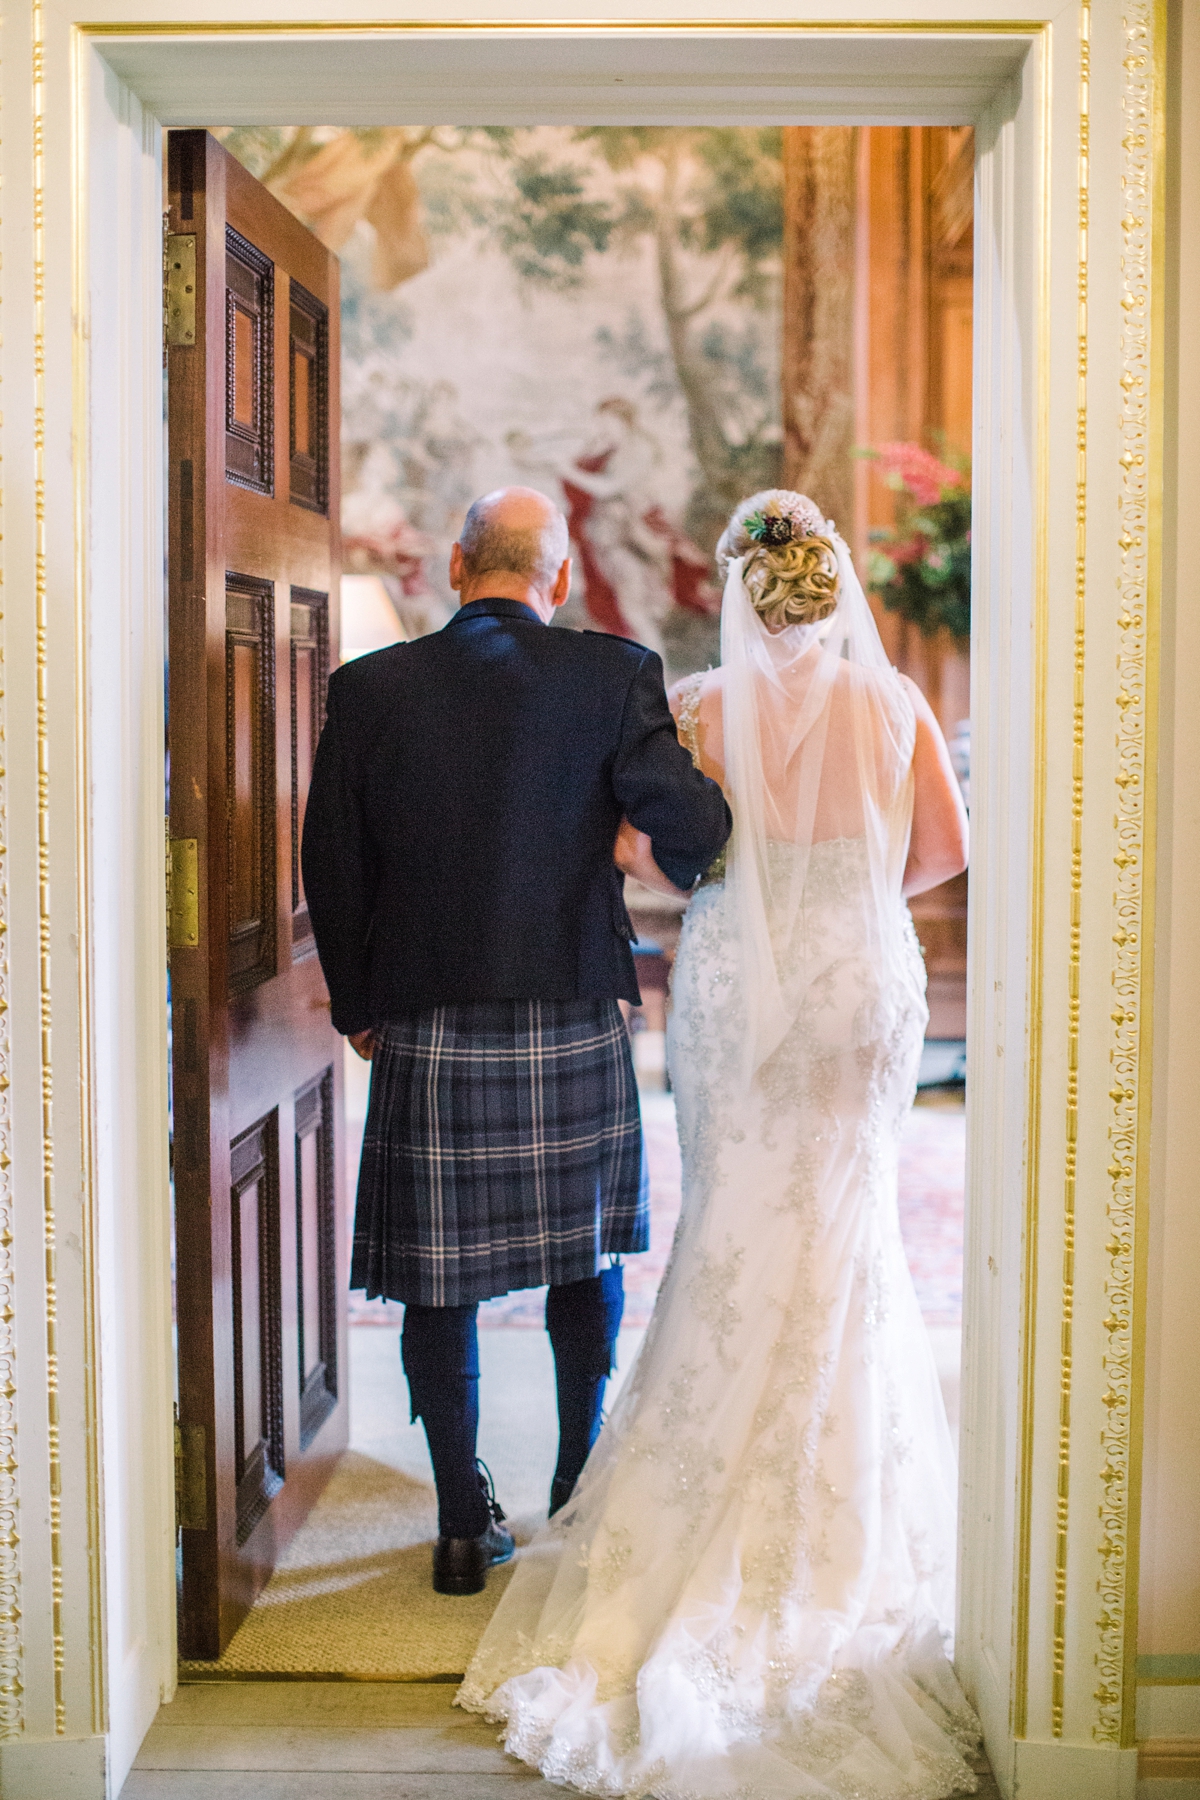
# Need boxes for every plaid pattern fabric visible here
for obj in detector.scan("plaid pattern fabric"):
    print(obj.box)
[351,1000,649,1307]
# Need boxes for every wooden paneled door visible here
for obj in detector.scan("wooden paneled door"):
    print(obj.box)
[166,130,346,1661]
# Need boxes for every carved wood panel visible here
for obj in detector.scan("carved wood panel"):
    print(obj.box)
[170,129,345,1660]
[288,281,329,515]
[230,1115,284,1547]
[225,576,276,994]
[289,588,329,954]
[225,227,274,495]
[294,1068,337,1449]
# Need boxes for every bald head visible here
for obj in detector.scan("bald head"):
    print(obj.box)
[457,487,569,594]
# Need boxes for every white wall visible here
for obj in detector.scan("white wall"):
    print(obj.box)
[84,58,179,1784]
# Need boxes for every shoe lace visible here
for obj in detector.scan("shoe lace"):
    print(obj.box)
[475,1459,507,1526]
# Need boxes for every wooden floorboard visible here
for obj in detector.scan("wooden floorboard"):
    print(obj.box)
[123,1780,537,1798]
[124,1680,1002,1797]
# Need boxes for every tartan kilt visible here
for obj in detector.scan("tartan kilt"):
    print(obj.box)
[351,1000,649,1308]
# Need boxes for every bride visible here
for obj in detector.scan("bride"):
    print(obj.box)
[458,489,977,1799]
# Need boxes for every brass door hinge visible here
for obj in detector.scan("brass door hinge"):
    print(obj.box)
[174,1407,208,1532]
[168,836,199,949]
[165,232,197,348]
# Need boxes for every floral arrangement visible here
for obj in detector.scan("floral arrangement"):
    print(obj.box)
[862,442,971,643]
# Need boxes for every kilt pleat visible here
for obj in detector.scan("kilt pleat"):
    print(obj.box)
[351,999,649,1307]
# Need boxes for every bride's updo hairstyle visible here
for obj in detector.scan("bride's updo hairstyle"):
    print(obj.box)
[716,489,841,631]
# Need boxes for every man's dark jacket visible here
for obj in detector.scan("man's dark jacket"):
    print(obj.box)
[301,597,731,1035]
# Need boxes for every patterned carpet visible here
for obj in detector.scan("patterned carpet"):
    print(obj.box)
[896,1100,967,1326]
[347,1089,967,1332]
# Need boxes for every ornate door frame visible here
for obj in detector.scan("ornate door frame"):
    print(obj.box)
[0,8,1167,1797]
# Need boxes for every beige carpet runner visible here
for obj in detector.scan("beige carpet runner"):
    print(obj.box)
[180,1450,517,1680]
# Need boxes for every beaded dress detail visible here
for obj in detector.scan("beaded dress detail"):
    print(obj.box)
[459,542,979,1798]
[677,671,726,886]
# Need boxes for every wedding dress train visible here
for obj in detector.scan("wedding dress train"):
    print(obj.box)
[459,521,979,1798]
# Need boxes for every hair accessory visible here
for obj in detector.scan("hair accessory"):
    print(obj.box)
[744,506,796,548]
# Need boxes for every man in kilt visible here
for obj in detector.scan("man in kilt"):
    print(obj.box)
[303,487,730,1594]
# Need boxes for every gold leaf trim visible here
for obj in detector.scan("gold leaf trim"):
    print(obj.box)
[32,0,66,1735]
[1094,0,1161,1749]
[0,13,20,1743]
[79,15,1050,36]
[1012,26,1054,1740]
[1052,0,1091,1740]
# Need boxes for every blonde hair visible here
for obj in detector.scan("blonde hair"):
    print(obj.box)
[716,489,841,630]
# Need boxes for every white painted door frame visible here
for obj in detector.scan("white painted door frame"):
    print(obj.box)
[0,9,1164,1798]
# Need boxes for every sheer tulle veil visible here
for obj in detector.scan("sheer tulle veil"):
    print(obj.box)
[719,517,919,1082]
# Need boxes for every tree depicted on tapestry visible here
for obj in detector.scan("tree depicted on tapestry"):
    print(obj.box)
[215,126,784,669]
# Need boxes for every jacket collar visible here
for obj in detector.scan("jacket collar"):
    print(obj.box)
[447,596,545,628]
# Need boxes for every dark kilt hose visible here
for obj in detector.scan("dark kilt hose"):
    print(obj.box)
[352,1000,649,1309]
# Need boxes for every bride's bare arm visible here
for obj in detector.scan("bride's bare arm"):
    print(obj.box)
[614,819,691,899]
[900,676,969,897]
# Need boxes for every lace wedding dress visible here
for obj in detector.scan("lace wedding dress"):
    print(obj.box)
[459,522,979,1799]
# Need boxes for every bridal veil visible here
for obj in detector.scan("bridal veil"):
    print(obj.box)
[718,505,919,1088]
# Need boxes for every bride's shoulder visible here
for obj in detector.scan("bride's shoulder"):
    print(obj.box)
[668,668,723,772]
[667,666,722,715]
[894,670,931,719]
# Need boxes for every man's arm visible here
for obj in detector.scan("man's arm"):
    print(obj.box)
[300,670,380,1037]
[611,651,731,892]
[613,819,689,899]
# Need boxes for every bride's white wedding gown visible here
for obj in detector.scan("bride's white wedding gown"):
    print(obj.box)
[459,538,979,1799]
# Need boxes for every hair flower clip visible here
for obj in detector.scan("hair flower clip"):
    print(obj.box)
[743,506,796,548]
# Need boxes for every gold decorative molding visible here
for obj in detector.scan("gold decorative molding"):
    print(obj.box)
[1052,0,1090,1741]
[0,15,21,1745]
[80,15,1049,35]
[1012,24,1053,1742]
[1095,0,1162,1750]
[32,0,67,1735]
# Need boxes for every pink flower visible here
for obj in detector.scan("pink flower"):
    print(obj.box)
[889,533,928,567]
[875,442,965,507]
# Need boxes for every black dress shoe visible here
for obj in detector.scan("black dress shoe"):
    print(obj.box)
[432,1518,514,1595]
[431,1461,513,1596]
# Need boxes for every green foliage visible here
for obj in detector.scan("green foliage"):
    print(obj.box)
[693,129,785,291]
[507,127,784,293]
[867,482,972,643]
[494,154,615,288]
[479,127,782,551]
